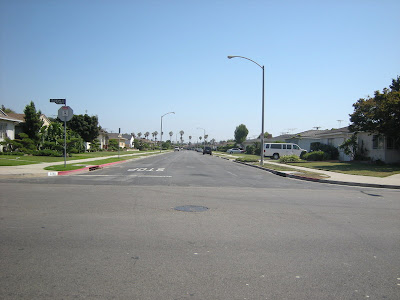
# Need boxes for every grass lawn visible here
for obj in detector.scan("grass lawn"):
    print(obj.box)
[44,152,160,171]
[44,157,131,171]
[0,150,161,167]
[288,161,400,177]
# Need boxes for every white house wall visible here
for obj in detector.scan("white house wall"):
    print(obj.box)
[0,121,17,151]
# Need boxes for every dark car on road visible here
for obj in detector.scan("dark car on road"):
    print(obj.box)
[203,146,212,155]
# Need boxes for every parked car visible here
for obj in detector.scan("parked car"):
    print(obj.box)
[227,148,244,154]
[263,143,306,159]
[203,146,212,155]
[174,147,180,152]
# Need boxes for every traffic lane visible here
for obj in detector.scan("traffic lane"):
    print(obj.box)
[1,183,399,299]
[22,150,343,190]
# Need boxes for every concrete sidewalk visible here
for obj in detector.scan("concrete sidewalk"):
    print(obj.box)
[215,153,400,189]
[256,160,400,189]
[0,151,163,178]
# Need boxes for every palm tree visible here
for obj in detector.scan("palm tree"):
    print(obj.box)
[199,136,202,147]
[189,135,192,146]
[144,132,149,140]
[179,130,184,145]
[137,132,142,139]
[204,134,208,145]
[153,131,158,141]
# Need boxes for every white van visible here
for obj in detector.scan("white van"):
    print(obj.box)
[263,143,305,159]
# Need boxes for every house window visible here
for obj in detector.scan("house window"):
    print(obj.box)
[328,138,334,146]
[386,137,394,149]
[372,135,384,149]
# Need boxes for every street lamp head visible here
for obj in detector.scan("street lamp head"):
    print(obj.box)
[227,56,235,59]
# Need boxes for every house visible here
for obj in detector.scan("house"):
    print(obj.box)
[356,132,399,164]
[318,127,353,161]
[0,110,23,151]
[107,133,127,149]
[97,130,109,150]
[122,134,135,148]
[243,126,400,163]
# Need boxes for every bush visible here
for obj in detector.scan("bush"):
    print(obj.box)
[33,149,63,157]
[303,151,330,161]
[279,155,302,163]
[236,157,259,162]
[246,145,255,154]
[0,151,24,156]
[310,142,339,160]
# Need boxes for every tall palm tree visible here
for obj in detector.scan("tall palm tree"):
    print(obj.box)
[153,131,158,141]
[169,131,173,142]
[144,132,150,140]
[199,136,202,146]
[179,130,184,145]
[189,135,192,146]
[204,134,208,145]
[137,132,142,139]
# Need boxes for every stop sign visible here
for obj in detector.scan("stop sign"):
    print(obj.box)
[58,106,74,122]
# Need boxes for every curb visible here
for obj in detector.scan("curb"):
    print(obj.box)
[233,160,400,190]
[49,160,126,176]
[48,152,169,176]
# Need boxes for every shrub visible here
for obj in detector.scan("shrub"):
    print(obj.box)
[310,142,339,160]
[246,145,255,154]
[33,149,63,157]
[236,157,259,162]
[303,151,330,161]
[279,155,302,163]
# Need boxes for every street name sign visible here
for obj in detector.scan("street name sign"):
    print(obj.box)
[50,99,66,105]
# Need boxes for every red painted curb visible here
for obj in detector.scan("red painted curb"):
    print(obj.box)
[56,160,127,176]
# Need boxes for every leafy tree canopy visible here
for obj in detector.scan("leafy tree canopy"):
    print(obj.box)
[349,76,400,143]
[234,124,249,145]
[67,114,100,142]
[1,105,15,114]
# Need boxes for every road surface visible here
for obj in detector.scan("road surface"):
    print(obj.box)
[1,151,399,299]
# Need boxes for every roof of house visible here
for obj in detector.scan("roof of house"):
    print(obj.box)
[4,113,25,122]
[108,133,127,140]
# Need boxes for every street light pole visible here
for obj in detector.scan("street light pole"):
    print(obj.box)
[160,112,175,152]
[197,127,206,148]
[228,55,265,165]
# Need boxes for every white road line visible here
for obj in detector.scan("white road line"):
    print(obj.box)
[226,171,238,177]
[74,175,172,178]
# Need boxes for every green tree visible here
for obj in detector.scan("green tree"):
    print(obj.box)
[1,105,15,114]
[234,124,249,145]
[67,114,100,142]
[22,101,44,145]
[349,76,400,145]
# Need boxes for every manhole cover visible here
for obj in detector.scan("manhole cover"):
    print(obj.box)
[174,205,209,212]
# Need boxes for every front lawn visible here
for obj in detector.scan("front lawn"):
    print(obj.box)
[288,161,400,177]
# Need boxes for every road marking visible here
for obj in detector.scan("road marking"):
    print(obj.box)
[226,171,238,177]
[74,174,171,178]
[128,168,165,172]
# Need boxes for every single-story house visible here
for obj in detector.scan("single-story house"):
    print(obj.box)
[108,133,127,149]
[0,110,23,151]
[356,132,399,164]
[122,134,135,148]
[243,127,400,163]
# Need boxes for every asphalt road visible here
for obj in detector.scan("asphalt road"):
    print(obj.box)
[1,151,399,299]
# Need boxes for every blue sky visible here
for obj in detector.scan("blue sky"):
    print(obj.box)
[1,0,399,142]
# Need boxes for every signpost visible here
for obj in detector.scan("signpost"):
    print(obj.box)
[58,106,74,167]
[50,99,73,167]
